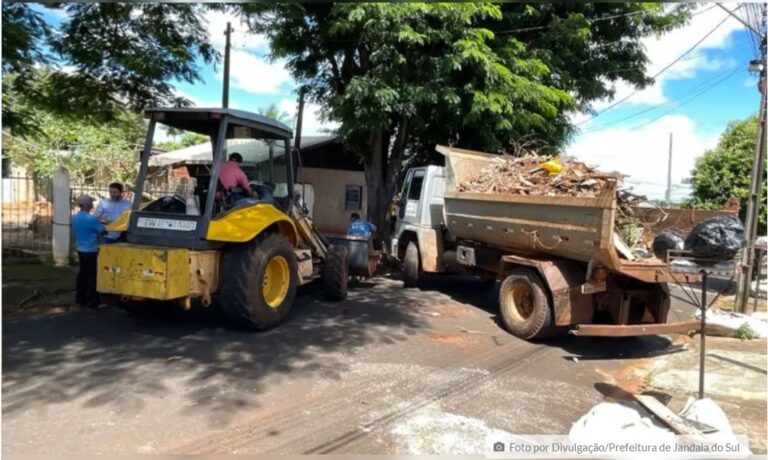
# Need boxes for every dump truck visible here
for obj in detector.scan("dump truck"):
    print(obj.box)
[390,145,709,340]
[97,108,364,330]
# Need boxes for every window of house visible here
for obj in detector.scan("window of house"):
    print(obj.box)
[345,185,362,210]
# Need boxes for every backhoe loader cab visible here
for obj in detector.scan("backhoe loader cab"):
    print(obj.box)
[97,108,350,330]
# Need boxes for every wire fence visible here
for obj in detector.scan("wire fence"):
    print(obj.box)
[2,174,54,261]
[68,183,181,261]
[0,174,185,263]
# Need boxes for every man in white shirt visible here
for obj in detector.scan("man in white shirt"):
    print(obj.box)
[94,182,132,243]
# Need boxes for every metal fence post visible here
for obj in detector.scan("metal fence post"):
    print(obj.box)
[52,168,71,266]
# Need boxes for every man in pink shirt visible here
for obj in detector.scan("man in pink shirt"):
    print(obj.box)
[219,152,252,201]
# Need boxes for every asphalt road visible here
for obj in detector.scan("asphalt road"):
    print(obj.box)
[2,275,693,456]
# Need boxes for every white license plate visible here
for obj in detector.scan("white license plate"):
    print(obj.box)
[581,281,606,294]
[137,217,197,231]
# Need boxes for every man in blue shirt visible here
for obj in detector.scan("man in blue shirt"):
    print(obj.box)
[72,195,106,309]
[94,182,131,243]
[347,212,377,238]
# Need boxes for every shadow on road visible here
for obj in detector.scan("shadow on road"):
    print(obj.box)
[402,273,687,362]
[2,281,429,427]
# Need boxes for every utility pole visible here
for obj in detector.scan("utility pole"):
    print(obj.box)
[665,133,673,206]
[294,87,306,151]
[222,22,232,109]
[735,4,767,313]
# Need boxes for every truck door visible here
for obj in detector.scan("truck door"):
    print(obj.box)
[401,169,426,223]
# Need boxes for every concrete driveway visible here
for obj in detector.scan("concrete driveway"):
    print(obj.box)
[2,275,689,455]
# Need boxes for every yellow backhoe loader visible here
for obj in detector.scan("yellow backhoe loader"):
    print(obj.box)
[97,108,350,330]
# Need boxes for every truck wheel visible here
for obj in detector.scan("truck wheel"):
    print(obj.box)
[220,233,298,331]
[323,245,348,301]
[499,268,554,340]
[403,242,422,288]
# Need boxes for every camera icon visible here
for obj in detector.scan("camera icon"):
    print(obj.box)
[493,442,505,452]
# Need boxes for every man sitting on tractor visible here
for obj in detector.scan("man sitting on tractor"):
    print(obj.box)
[219,152,252,203]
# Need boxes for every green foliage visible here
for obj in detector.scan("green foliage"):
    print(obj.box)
[4,109,146,185]
[2,3,219,135]
[257,103,294,126]
[240,3,691,228]
[1,3,51,74]
[689,115,766,232]
[156,133,209,152]
[735,323,758,341]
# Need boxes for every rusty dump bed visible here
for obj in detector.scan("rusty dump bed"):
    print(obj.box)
[437,145,674,283]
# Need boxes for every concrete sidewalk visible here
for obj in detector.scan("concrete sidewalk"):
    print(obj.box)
[640,336,767,453]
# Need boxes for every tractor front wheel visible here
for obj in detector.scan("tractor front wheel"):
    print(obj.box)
[220,233,298,330]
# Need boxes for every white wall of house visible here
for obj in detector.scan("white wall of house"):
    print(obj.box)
[298,167,367,235]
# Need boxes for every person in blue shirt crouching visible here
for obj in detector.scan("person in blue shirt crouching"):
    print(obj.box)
[72,195,106,309]
[347,212,377,238]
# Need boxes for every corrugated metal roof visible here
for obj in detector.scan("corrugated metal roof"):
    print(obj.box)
[148,136,337,167]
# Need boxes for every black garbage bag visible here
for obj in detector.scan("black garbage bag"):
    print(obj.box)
[653,231,685,260]
[684,216,746,262]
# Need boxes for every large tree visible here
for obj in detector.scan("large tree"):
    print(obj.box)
[689,114,766,232]
[3,109,146,184]
[2,3,218,135]
[241,3,690,233]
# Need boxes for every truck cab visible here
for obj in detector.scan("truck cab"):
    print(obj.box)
[391,165,455,285]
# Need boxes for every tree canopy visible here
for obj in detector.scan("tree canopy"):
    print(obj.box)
[4,110,146,184]
[689,114,766,232]
[257,103,294,126]
[155,132,210,152]
[240,3,691,229]
[1,3,218,135]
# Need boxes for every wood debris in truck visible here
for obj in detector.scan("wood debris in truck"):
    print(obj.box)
[456,153,651,253]
[456,154,622,197]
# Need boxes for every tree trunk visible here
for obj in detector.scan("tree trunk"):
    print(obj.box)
[363,129,390,245]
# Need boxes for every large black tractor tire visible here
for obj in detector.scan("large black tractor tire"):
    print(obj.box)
[219,233,298,331]
[403,242,422,288]
[498,268,555,340]
[323,245,349,301]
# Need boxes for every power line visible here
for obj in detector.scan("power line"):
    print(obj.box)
[495,10,649,34]
[496,5,718,35]
[629,67,743,131]
[575,10,737,126]
[582,64,743,133]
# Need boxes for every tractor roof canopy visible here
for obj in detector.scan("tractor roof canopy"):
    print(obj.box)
[145,108,293,140]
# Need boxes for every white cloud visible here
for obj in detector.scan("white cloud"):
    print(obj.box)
[744,76,759,89]
[202,10,268,52]
[174,89,219,108]
[279,98,339,136]
[565,114,719,200]
[215,49,292,95]
[201,10,292,95]
[590,6,743,110]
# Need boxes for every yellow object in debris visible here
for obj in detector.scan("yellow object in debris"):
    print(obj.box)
[540,159,564,175]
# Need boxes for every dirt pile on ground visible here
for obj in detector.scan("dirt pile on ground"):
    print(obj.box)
[456,154,622,197]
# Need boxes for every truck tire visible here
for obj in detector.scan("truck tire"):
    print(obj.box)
[403,242,422,288]
[499,268,554,340]
[219,233,298,331]
[323,245,348,301]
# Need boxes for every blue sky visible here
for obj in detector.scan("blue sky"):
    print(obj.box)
[35,4,762,200]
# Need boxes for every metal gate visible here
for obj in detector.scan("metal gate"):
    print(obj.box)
[68,184,175,260]
[1,174,54,261]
